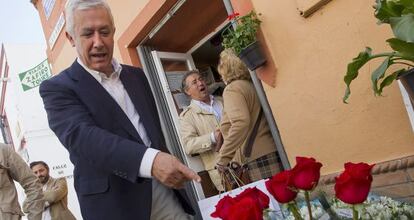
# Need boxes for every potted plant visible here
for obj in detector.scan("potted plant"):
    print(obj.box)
[222,11,266,71]
[342,0,414,103]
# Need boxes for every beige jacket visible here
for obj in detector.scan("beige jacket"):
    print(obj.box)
[218,80,276,165]
[179,97,224,191]
[43,177,76,220]
[0,144,43,220]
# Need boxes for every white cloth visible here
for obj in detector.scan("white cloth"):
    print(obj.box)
[192,95,223,143]
[192,95,222,121]
[41,183,51,220]
[77,58,159,178]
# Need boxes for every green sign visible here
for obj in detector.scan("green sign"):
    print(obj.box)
[18,59,51,91]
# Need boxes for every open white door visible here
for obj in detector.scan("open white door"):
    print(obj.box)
[151,51,206,199]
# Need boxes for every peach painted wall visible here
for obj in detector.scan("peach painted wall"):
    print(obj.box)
[34,0,414,175]
[251,0,414,174]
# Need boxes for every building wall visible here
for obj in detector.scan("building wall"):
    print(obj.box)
[34,0,414,176]
[250,0,414,174]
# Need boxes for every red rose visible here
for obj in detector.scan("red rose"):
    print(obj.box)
[234,187,269,209]
[228,197,263,220]
[335,162,375,204]
[211,195,235,220]
[266,170,298,203]
[289,156,323,190]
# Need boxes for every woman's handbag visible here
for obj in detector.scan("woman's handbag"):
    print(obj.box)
[222,162,251,191]
[221,109,263,191]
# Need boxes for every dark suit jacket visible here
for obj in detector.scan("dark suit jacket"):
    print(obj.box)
[39,61,194,220]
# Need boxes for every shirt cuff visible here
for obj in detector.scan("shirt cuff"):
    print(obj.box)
[210,132,216,144]
[138,148,160,178]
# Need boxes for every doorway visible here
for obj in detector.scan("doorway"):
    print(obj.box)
[137,0,229,201]
[136,0,284,208]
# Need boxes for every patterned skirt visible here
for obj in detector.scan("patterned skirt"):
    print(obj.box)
[247,152,282,182]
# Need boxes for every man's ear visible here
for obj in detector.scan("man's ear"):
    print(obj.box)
[65,32,75,47]
[184,88,191,96]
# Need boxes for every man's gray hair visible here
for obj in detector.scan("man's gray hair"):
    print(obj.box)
[181,70,201,92]
[65,0,114,36]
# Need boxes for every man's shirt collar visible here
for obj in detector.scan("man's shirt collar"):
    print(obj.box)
[77,58,122,83]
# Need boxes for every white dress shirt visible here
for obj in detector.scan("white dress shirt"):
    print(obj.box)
[77,58,159,178]
[192,95,223,143]
[41,182,51,220]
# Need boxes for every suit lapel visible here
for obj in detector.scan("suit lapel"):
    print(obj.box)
[120,69,159,148]
[67,61,142,142]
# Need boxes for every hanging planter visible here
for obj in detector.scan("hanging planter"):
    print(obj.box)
[398,68,414,102]
[222,11,266,70]
[238,41,267,71]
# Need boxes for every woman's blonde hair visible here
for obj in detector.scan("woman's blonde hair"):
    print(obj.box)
[217,49,251,84]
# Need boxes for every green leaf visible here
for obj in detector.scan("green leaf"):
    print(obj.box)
[386,38,414,61]
[371,57,392,95]
[397,0,414,14]
[390,13,414,42]
[374,0,405,23]
[343,48,373,103]
[378,68,405,94]
[221,10,261,55]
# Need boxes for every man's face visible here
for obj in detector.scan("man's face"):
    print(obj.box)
[184,73,209,101]
[31,164,50,184]
[66,7,115,75]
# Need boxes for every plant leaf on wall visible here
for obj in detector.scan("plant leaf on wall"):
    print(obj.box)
[343,48,373,103]
[399,0,414,14]
[387,38,414,61]
[390,14,414,42]
[343,0,414,102]
[374,0,405,23]
[371,57,392,95]
[379,69,404,94]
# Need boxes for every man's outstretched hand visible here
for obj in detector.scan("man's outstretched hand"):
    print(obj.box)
[151,152,201,189]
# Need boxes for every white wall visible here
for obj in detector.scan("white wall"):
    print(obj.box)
[3,44,82,219]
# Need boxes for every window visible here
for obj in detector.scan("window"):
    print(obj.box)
[42,0,56,20]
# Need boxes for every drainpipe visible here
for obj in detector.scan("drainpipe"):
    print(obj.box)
[222,0,291,169]
[0,116,8,144]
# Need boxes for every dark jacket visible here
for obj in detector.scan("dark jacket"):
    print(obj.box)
[39,61,194,220]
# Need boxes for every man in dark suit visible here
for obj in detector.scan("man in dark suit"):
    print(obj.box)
[39,0,201,219]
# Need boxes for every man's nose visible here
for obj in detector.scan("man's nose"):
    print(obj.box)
[92,32,104,48]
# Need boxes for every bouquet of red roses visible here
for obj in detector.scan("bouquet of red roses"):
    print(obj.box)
[211,156,375,220]
[265,157,374,220]
[210,187,270,220]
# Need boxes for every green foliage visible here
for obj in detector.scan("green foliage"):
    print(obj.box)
[390,14,414,42]
[221,11,262,55]
[343,0,414,103]
[387,38,414,60]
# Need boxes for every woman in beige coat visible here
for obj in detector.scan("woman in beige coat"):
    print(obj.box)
[216,49,282,182]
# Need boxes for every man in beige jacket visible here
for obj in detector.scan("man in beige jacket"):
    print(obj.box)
[0,144,43,220]
[179,70,224,194]
[30,161,76,220]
